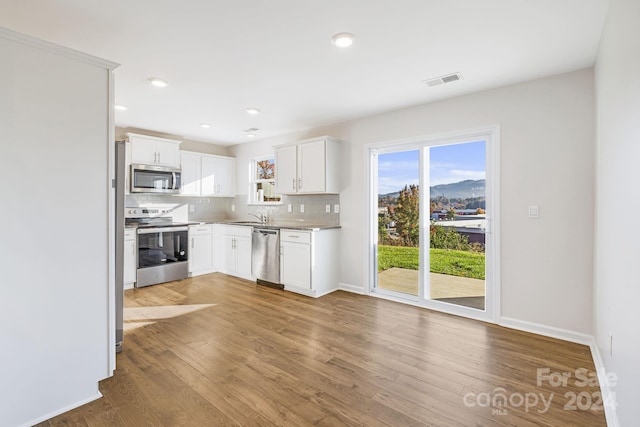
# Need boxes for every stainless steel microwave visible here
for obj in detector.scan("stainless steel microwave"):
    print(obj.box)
[130,164,181,194]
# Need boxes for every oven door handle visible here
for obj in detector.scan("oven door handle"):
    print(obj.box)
[138,226,189,234]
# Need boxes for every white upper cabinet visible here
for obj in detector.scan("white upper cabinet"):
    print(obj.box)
[274,145,297,194]
[181,151,235,197]
[180,152,201,196]
[213,157,234,197]
[126,133,181,168]
[274,136,340,195]
[298,139,327,193]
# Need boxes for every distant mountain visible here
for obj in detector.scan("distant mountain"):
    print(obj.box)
[379,179,485,200]
[430,179,485,199]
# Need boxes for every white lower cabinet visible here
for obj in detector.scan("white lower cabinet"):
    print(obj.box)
[188,224,214,276]
[215,225,252,279]
[280,231,311,290]
[280,228,339,297]
[124,228,137,290]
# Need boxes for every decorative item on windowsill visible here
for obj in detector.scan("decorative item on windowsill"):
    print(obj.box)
[257,189,264,202]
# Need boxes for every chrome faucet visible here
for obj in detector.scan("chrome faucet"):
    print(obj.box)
[248,212,267,224]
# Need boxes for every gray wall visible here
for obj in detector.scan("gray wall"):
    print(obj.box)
[594,0,640,424]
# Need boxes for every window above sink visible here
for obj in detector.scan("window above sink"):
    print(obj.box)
[249,156,282,206]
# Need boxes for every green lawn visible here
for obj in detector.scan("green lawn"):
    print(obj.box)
[378,245,485,280]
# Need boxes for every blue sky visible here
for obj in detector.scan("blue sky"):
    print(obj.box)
[377,141,486,194]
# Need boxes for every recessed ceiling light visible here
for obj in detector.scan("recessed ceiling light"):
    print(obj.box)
[199,123,212,128]
[246,108,261,115]
[247,134,256,138]
[331,32,355,48]
[148,78,169,88]
[114,105,127,111]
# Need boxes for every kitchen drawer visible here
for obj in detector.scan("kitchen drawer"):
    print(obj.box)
[124,228,136,240]
[219,225,253,238]
[189,224,213,235]
[280,229,311,244]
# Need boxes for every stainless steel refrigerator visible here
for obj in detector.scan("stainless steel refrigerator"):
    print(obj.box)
[114,141,126,352]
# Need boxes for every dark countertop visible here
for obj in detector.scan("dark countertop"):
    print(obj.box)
[195,220,341,232]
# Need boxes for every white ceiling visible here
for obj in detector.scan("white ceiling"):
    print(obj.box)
[0,0,609,145]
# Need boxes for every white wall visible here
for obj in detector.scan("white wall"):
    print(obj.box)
[0,30,116,426]
[594,0,640,424]
[231,69,595,335]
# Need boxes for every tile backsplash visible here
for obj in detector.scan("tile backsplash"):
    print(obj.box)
[125,193,339,226]
[125,194,229,222]
[230,194,340,226]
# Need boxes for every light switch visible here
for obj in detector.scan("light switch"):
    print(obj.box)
[300,204,305,213]
[326,204,331,213]
[528,205,539,218]
[189,204,195,213]
[287,204,292,213]
[231,204,235,212]
[334,204,340,214]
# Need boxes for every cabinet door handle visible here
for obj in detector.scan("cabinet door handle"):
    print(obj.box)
[292,178,296,191]
[298,178,302,189]
[287,235,299,238]
[191,237,194,249]
[158,152,161,163]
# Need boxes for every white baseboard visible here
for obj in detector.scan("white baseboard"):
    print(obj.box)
[338,282,367,294]
[499,316,593,345]
[22,390,102,427]
[588,338,620,427]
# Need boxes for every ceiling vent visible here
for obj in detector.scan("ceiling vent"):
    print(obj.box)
[244,127,260,133]
[423,72,462,87]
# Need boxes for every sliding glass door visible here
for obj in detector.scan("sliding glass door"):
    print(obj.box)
[371,130,496,321]
[376,149,421,298]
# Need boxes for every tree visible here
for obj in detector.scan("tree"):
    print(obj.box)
[446,207,456,221]
[256,159,274,179]
[393,184,420,246]
[378,214,390,242]
[430,224,470,251]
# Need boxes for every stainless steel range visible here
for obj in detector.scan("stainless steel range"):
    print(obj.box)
[125,207,189,287]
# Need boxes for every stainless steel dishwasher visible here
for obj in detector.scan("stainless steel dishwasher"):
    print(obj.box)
[251,228,282,288]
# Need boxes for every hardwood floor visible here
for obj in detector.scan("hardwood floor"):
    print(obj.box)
[39,274,606,426]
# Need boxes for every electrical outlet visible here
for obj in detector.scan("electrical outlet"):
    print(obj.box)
[300,204,305,213]
[326,204,331,213]
[231,204,235,212]
[189,204,195,213]
[287,204,292,213]
[528,205,539,218]
[334,204,340,214]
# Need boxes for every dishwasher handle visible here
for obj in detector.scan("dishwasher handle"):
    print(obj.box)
[253,228,278,236]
